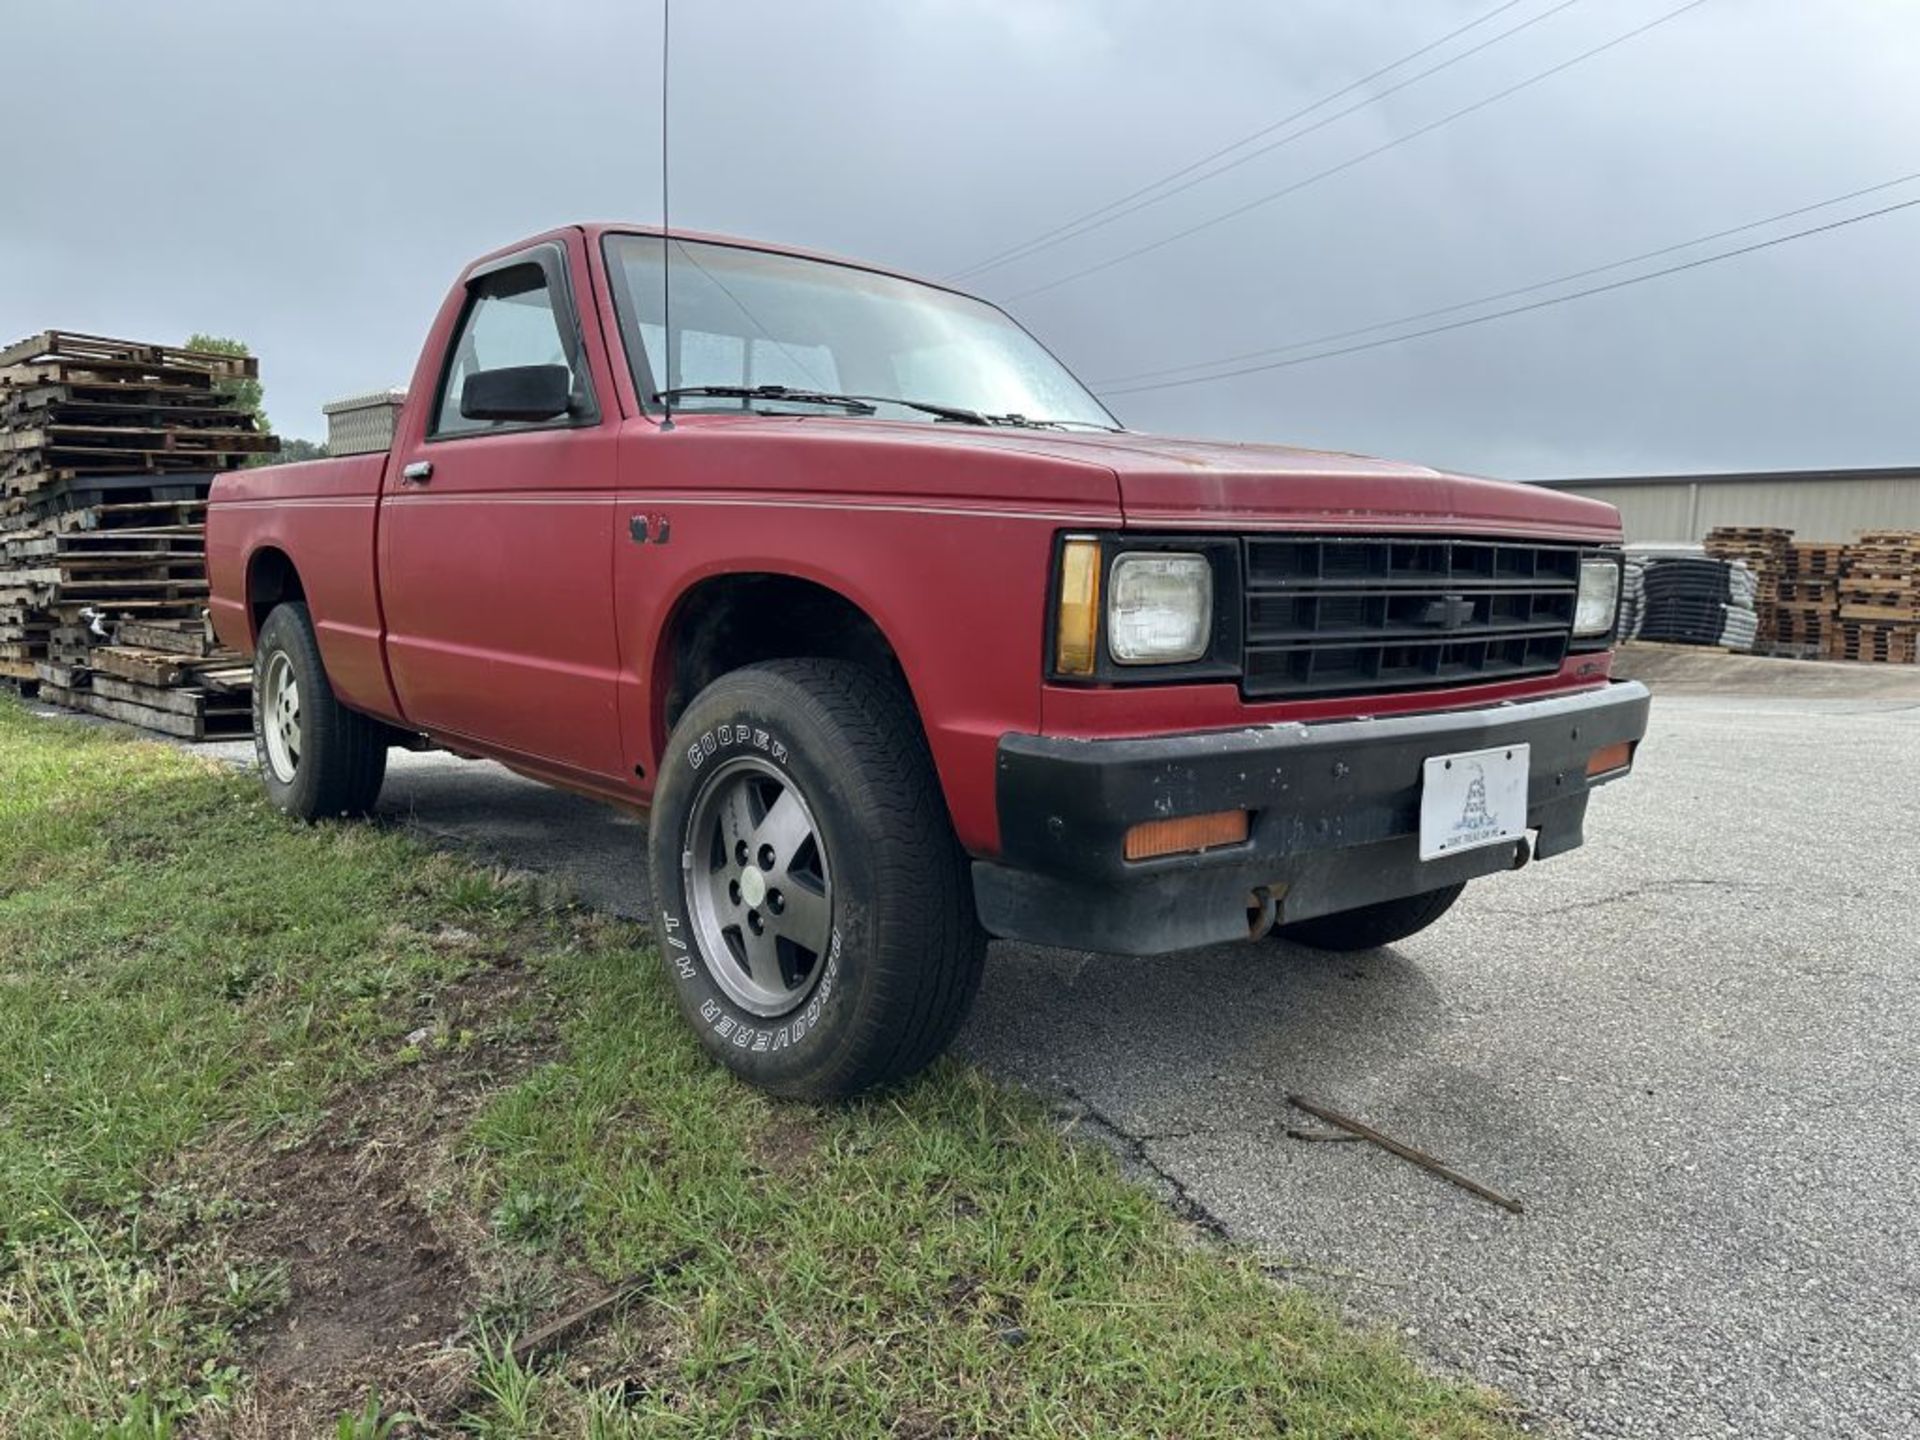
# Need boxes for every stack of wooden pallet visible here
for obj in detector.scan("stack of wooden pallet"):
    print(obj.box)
[1703,526,1793,642]
[0,331,275,736]
[36,623,253,740]
[1771,541,1847,652]
[1831,531,1920,664]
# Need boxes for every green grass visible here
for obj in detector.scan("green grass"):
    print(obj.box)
[0,695,1521,1437]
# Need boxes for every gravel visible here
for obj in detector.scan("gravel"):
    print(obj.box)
[53,691,1920,1436]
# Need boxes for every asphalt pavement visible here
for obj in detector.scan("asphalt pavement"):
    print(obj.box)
[42,686,1920,1438]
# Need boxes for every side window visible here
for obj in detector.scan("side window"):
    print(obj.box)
[433,262,584,437]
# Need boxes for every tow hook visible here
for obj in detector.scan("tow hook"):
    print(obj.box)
[1246,886,1279,940]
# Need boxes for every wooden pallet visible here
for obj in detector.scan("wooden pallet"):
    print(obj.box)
[1839,603,1920,624]
[1823,531,1920,638]
[0,332,271,738]
[79,681,250,740]
[116,617,216,656]
[36,680,82,708]
[3,473,217,511]
[1775,578,1837,605]
[1704,528,1793,643]
[90,644,248,689]
[1825,621,1919,664]
[1,334,273,511]
[47,623,92,667]
[1771,603,1832,646]
[0,330,258,379]
[1785,542,1848,578]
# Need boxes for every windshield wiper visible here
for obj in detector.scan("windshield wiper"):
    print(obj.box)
[840,399,1099,428]
[653,385,1120,431]
[654,384,878,415]
[656,384,1002,425]
[983,415,1125,432]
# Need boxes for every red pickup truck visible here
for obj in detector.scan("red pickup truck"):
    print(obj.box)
[208,223,1648,1098]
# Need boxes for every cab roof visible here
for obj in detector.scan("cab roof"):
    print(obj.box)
[466,223,969,300]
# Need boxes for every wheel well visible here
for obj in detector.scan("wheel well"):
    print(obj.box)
[660,574,909,738]
[247,548,304,636]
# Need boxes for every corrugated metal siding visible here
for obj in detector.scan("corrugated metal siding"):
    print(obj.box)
[1537,475,1920,543]
[1593,486,1693,542]
[1692,478,1920,539]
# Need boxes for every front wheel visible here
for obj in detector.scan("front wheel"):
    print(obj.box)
[1275,883,1466,953]
[253,601,389,820]
[648,659,985,1099]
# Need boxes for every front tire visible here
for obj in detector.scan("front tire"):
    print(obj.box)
[1276,883,1466,953]
[648,659,985,1099]
[253,601,388,820]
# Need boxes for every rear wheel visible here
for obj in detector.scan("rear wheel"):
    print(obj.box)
[1275,883,1466,953]
[648,659,984,1099]
[252,601,388,820]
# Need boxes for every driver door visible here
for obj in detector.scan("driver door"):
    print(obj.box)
[378,239,624,779]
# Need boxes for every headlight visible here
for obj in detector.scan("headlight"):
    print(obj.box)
[1573,557,1621,638]
[1109,552,1212,663]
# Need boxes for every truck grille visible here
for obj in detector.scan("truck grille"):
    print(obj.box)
[1241,537,1581,700]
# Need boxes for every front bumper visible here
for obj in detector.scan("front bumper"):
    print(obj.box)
[973,680,1651,955]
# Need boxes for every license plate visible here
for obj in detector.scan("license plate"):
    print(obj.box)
[1419,744,1530,861]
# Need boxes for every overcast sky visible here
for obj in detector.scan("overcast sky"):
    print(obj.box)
[6,0,1916,478]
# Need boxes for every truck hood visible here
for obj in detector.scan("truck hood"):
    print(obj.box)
[996,429,1619,541]
[677,417,1618,541]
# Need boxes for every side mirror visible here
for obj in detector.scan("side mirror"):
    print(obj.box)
[460,364,573,423]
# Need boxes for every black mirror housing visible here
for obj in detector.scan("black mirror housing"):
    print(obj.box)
[460,364,573,423]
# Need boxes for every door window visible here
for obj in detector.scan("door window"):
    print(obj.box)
[433,263,588,437]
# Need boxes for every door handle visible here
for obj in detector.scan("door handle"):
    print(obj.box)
[400,460,433,484]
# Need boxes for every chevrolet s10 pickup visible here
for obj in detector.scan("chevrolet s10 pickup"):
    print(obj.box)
[208,223,1648,1097]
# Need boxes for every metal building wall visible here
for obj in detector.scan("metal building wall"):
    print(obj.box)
[1533,471,1920,544]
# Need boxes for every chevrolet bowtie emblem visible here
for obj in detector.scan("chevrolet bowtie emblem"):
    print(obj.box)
[1415,594,1475,629]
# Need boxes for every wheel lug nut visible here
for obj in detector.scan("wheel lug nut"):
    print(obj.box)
[734,840,749,866]
[767,890,785,914]
[727,879,741,905]
[757,844,776,871]
[747,910,764,934]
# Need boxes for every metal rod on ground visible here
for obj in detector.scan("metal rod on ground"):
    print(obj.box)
[1284,1126,1363,1143]
[1286,1094,1524,1214]
[507,1246,698,1369]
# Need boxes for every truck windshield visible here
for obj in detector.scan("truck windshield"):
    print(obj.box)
[603,235,1120,431]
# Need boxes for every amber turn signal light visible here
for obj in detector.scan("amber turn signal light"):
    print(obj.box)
[1055,537,1101,676]
[1585,741,1633,777]
[1124,809,1250,862]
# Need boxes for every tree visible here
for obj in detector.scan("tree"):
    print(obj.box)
[271,437,330,464]
[183,333,268,435]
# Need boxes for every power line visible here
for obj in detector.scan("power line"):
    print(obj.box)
[952,0,1585,284]
[1093,169,1920,388]
[1093,194,1920,399]
[950,0,1554,281]
[1006,0,1715,304]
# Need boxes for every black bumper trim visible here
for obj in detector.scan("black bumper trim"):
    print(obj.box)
[976,681,1650,955]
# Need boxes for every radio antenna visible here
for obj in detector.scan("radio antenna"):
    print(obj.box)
[659,0,675,431]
